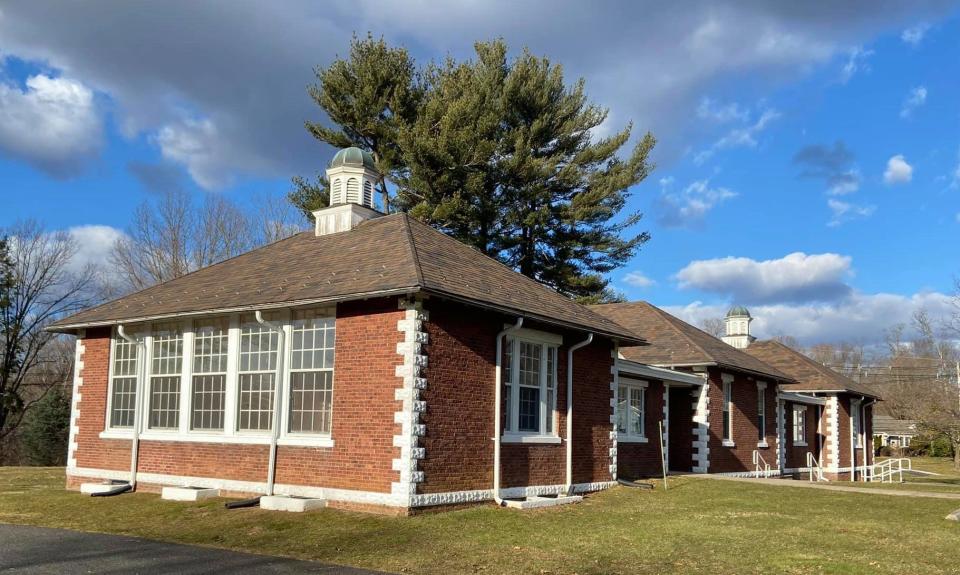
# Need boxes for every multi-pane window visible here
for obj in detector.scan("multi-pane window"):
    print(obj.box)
[288,311,335,434]
[852,402,863,447]
[148,324,183,429]
[191,320,228,431]
[517,341,542,432]
[110,333,140,428]
[502,335,559,436]
[722,380,733,442]
[792,405,807,445]
[237,316,279,431]
[757,387,766,442]
[617,381,646,439]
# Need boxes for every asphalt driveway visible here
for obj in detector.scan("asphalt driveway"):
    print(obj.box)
[0,524,387,574]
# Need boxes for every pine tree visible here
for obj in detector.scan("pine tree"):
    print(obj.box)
[19,384,70,466]
[290,34,423,220]
[299,39,655,302]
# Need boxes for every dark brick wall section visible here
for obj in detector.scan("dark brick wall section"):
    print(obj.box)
[705,367,777,474]
[419,299,615,493]
[667,386,694,472]
[784,400,821,470]
[617,380,667,480]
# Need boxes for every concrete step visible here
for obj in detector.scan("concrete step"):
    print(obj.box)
[259,495,326,512]
[502,495,582,510]
[80,482,127,495]
[161,486,220,502]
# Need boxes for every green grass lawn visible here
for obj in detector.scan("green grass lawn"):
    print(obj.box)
[2,468,959,575]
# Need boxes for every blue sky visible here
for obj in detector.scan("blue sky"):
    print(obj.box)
[1,1,958,344]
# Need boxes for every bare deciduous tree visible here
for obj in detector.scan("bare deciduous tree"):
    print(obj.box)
[0,221,96,455]
[111,190,306,293]
[699,317,724,338]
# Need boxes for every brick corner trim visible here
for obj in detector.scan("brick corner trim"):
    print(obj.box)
[66,332,87,470]
[392,298,429,504]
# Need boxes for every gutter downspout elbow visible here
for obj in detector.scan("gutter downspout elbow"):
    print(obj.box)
[565,333,593,494]
[117,324,145,490]
[256,311,286,498]
[494,317,523,506]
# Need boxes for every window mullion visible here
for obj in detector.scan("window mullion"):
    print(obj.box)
[179,320,194,435]
[539,344,548,434]
[141,329,154,435]
[224,315,239,436]
[510,338,519,432]
[278,315,293,437]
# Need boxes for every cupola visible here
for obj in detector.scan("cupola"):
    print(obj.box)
[721,305,756,349]
[313,147,383,236]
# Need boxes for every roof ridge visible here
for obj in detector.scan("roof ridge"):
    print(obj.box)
[402,215,628,331]
[401,214,425,287]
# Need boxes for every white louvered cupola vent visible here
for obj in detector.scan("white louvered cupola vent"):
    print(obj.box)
[313,147,383,236]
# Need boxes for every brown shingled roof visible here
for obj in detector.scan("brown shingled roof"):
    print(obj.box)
[50,213,641,343]
[590,301,794,381]
[744,340,880,398]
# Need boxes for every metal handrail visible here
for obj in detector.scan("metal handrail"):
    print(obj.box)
[752,450,771,478]
[869,458,911,483]
[806,452,827,482]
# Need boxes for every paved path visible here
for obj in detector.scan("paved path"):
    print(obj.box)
[0,524,388,574]
[701,474,960,500]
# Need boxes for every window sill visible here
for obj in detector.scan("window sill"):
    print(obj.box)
[501,434,562,445]
[757,441,769,448]
[794,441,808,447]
[721,439,736,447]
[618,436,649,444]
[99,430,334,448]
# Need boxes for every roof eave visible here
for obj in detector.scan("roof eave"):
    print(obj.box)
[45,286,423,334]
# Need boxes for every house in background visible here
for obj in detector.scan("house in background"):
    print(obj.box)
[873,415,917,448]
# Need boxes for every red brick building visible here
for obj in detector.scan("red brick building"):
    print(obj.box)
[50,149,882,513]
[745,340,879,480]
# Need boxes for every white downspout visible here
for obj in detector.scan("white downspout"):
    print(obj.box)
[256,310,286,497]
[849,398,856,482]
[494,317,523,506]
[565,333,593,493]
[117,325,145,489]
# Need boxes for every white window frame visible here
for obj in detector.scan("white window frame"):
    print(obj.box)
[756,382,768,448]
[616,378,648,443]
[852,399,863,448]
[105,326,145,431]
[501,327,562,444]
[792,405,808,447]
[100,308,336,448]
[721,373,734,447]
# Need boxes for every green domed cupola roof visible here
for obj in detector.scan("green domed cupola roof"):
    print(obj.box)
[726,305,751,318]
[329,147,377,171]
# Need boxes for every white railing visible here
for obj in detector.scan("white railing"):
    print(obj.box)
[752,450,771,478]
[868,458,912,483]
[806,452,828,482]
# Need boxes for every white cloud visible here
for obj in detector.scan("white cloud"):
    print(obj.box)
[0,2,950,187]
[0,74,102,177]
[694,107,780,164]
[675,252,853,304]
[696,98,749,123]
[827,198,876,227]
[900,86,927,118]
[657,179,737,228]
[901,23,930,46]
[65,225,125,275]
[883,154,913,185]
[623,271,656,288]
[840,46,874,83]
[664,290,954,346]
